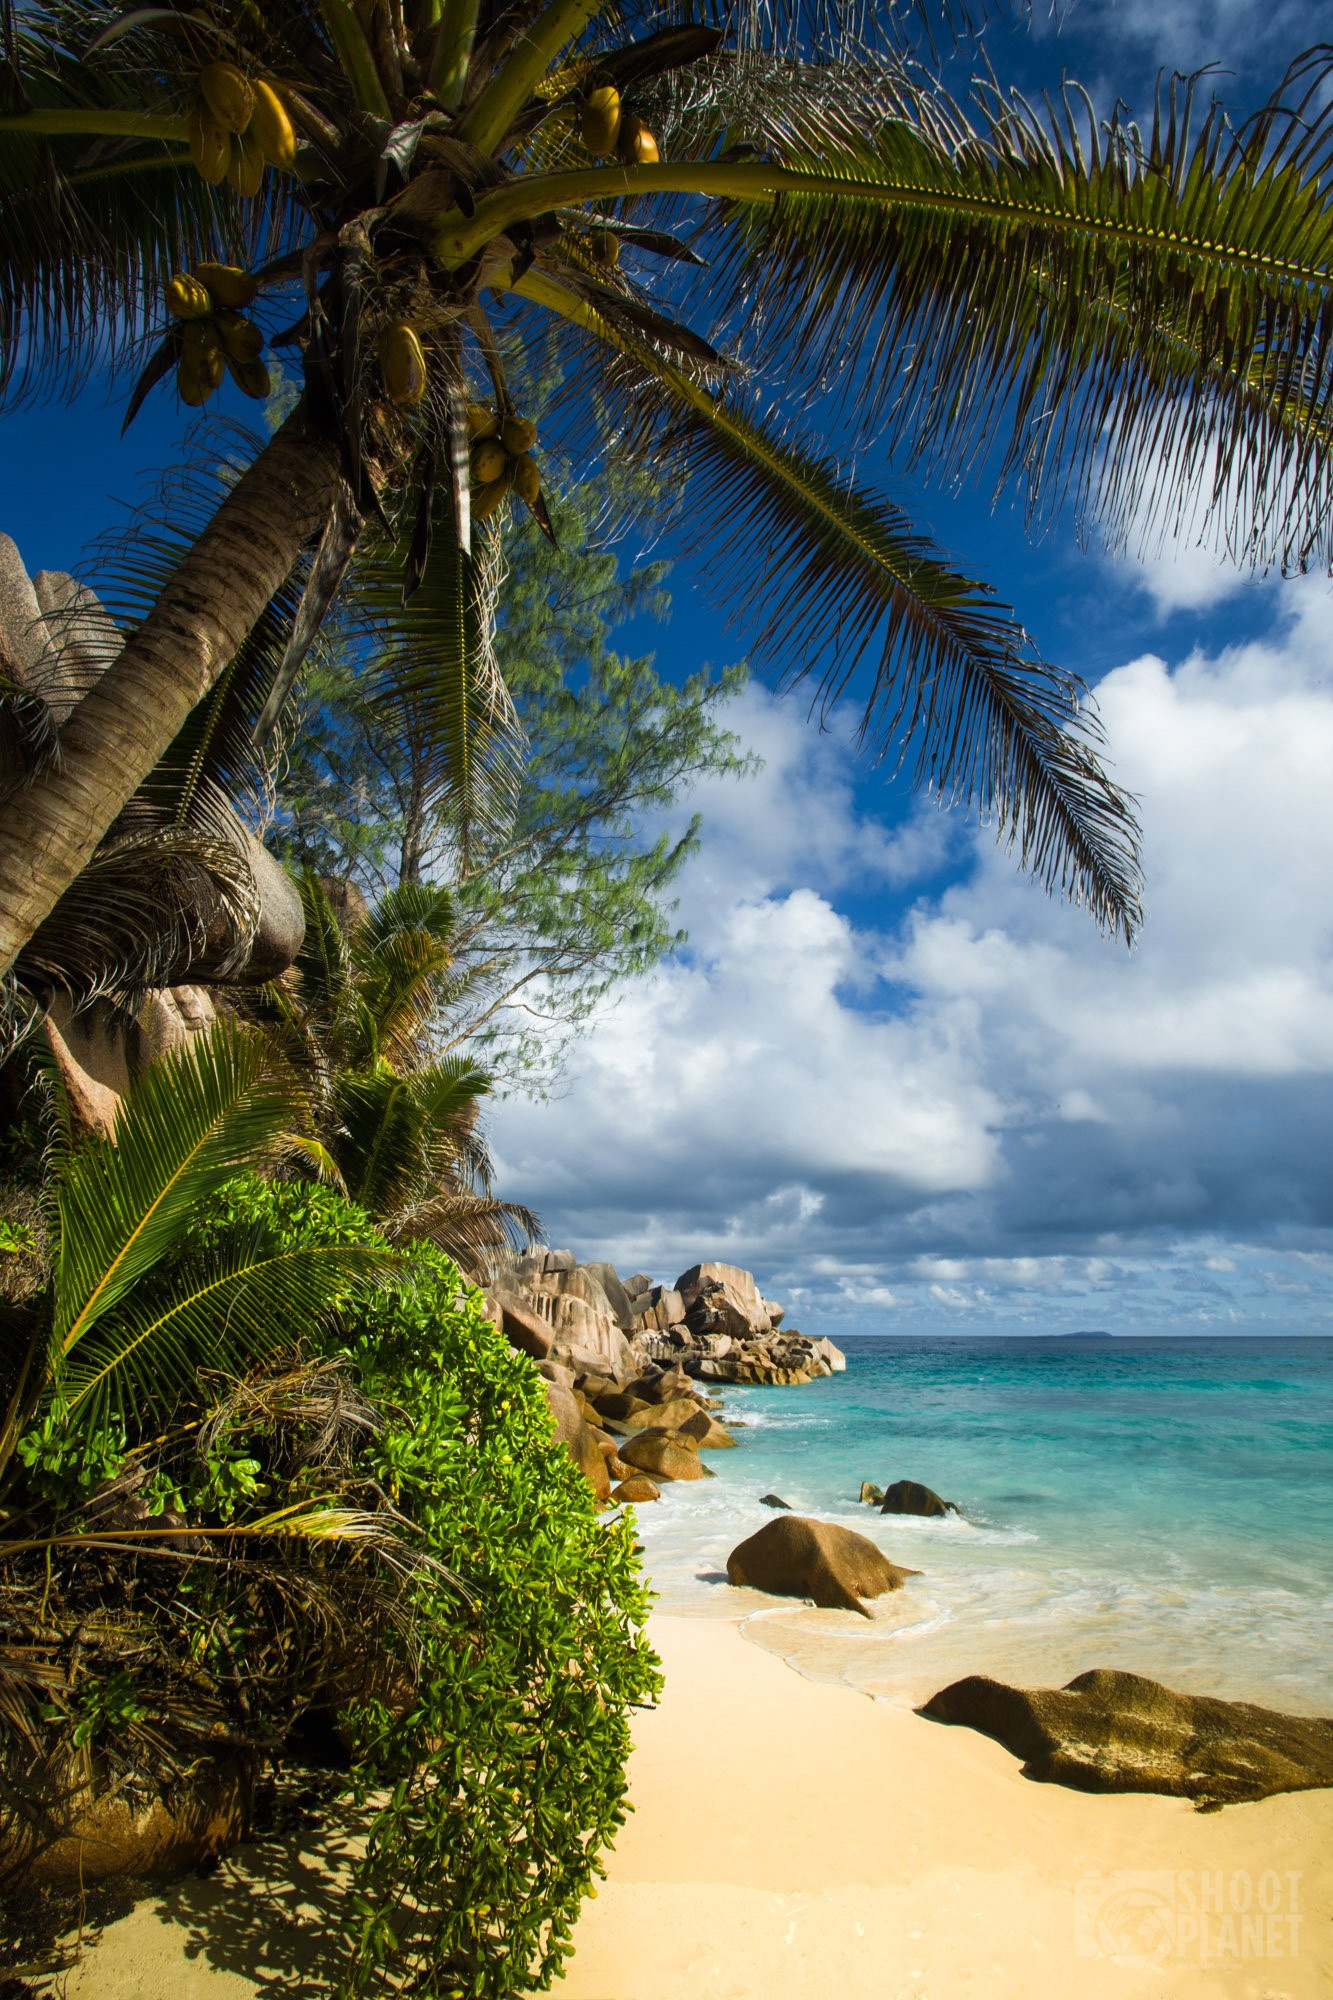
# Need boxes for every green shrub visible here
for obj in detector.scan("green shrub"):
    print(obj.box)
[201,1178,661,1997]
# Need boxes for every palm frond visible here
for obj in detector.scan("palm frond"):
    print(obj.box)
[352,880,466,1061]
[0,9,298,404]
[334,1056,493,1217]
[4,1500,417,1560]
[52,1016,309,1354]
[515,267,1143,937]
[292,870,358,1019]
[18,810,261,998]
[355,879,458,958]
[344,495,525,870]
[61,1237,394,1427]
[725,0,1018,63]
[284,1132,350,1190]
[0,673,61,799]
[1020,269,1333,571]
[386,1186,540,1274]
[335,1069,426,1216]
[722,53,1333,572]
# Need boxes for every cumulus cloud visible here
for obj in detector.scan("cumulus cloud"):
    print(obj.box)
[489,581,1333,1335]
[1118,538,1260,619]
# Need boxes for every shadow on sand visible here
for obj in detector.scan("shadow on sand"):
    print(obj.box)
[143,1799,374,1995]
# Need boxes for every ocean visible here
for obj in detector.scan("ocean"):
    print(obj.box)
[632,1334,1333,1715]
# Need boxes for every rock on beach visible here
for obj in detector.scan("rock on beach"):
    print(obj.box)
[727,1516,919,1618]
[919,1667,1333,1808]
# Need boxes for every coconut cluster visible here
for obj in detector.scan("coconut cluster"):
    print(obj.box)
[578,83,659,166]
[187,61,296,195]
[164,265,269,405]
[467,406,541,520]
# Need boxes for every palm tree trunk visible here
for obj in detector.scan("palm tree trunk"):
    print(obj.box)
[0,406,344,977]
[399,761,428,884]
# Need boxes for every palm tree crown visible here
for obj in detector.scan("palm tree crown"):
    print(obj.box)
[250,874,538,1269]
[3,0,1333,976]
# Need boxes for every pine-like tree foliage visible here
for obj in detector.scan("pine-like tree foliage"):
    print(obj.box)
[246,875,538,1269]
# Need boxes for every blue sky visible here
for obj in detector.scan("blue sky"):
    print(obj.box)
[8,0,1333,1336]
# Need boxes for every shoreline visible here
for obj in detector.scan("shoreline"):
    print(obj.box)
[627,1340,1333,1721]
[28,1335,1333,1998]
[555,1612,1333,1998]
[49,1611,1332,1998]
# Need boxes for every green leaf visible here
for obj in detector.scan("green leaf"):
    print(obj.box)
[63,1237,393,1426]
[727,57,1333,573]
[53,1016,309,1355]
[345,499,525,872]
[514,268,1143,939]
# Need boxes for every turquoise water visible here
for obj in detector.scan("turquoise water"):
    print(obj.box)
[633,1335,1333,1713]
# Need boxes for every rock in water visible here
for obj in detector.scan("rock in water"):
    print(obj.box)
[675,1407,737,1448]
[858,1481,884,1505]
[879,1479,956,1518]
[759,1494,790,1509]
[619,1431,707,1482]
[918,1668,1333,1808]
[726,1517,919,1617]
[611,1476,661,1504]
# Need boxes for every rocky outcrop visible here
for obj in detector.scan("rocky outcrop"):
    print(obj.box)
[41,985,221,1138]
[490,1246,845,1387]
[676,1407,737,1449]
[499,1249,633,1380]
[617,1394,708,1434]
[540,1375,611,1506]
[919,1668,1333,1808]
[858,1482,884,1505]
[726,1517,919,1617]
[514,1348,742,1505]
[0,1748,258,1891]
[879,1479,957,1519]
[485,1288,555,1362]
[611,1476,661,1505]
[619,1431,709,1482]
[688,1332,845,1386]
[480,1251,845,1509]
[677,1261,772,1338]
[760,1494,791,1510]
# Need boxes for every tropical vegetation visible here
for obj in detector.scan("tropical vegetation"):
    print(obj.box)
[247,870,541,1265]
[3,0,1333,1989]
[274,440,750,1084]
[0,1021,657,1995]
[5,0,1332,1008]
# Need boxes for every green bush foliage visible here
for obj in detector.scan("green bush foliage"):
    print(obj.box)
[197,1177,661,1998]
[2,1071,656,1995]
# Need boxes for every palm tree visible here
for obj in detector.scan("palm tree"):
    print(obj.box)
[3,0,1332,978]
[252,873,538,1269]
[0,1016,431,1893]
[0,1012,392,1474]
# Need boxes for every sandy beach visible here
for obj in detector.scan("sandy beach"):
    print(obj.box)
[46,1610,1332,2000]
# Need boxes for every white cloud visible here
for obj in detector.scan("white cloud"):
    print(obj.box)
[490,583,1333,1333]
[1119,538,1259,618]
[903,584,1333,1082]
[1056,0,1304,78]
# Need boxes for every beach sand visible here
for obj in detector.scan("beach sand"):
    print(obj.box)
[44,1612,1332,1999]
